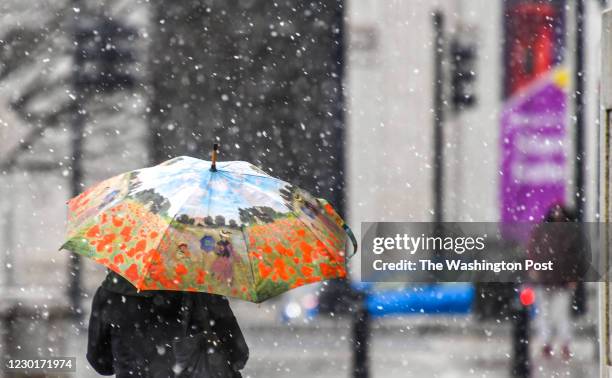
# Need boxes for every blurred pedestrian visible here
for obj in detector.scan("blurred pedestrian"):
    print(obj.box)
[527,203,587,360]
[87,271,249,377]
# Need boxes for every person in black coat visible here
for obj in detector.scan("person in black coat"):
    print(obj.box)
[87,271,249,377]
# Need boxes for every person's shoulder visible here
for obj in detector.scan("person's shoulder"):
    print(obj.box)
[101,271,155,298]
[195,292,228,303]
[91,285,112,309]
[195,293,232,313]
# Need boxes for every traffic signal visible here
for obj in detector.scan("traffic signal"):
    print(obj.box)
[75,18,136,91]
[450,38,477,111]
[519,286,535,307]
[512,285,532,377]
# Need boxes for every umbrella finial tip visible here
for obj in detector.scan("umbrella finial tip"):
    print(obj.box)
[211,143,219,171]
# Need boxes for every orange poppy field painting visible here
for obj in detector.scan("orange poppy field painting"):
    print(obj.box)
[61,156,353,302]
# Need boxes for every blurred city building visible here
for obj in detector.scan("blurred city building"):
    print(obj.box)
[0,0,149,293]
[346,0,601,228]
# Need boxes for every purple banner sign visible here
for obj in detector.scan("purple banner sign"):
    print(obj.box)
[500,70,568,239]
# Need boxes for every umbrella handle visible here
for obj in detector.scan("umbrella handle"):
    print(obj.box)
[343,224,358,259]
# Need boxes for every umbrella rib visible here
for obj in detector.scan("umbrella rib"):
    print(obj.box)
[217,167,282,182]
[239,225,259,303]
[204,170,215,219]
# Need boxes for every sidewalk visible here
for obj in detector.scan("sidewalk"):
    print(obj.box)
[0,294,599,377]
[231,300,598,377]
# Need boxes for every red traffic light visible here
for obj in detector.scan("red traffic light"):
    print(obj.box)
[519,287,535,306]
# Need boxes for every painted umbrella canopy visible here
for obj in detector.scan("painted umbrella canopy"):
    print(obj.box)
[61,156,353,303]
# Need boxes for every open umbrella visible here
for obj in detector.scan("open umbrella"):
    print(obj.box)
[61,145,357,302]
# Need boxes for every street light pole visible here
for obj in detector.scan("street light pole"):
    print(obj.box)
[433,11,445,225]
[574,0,585,221]
[571,0,588,323]
[67,0,85,317]
[352,291,370,378]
